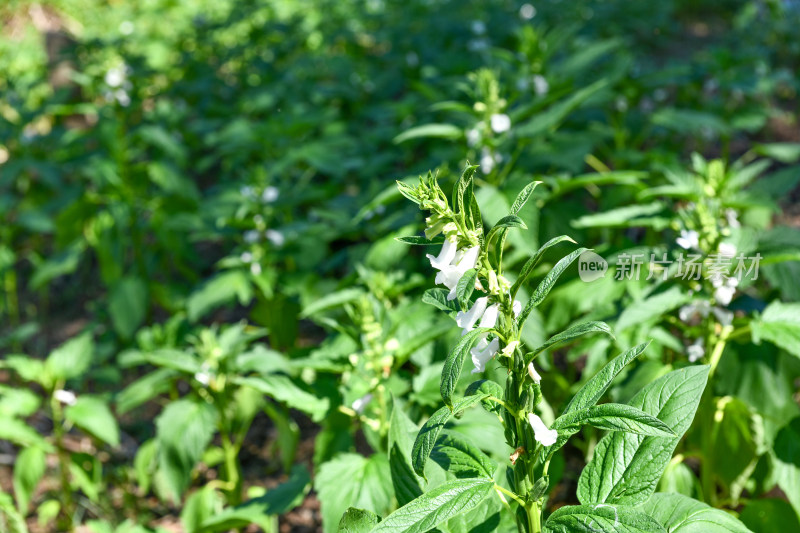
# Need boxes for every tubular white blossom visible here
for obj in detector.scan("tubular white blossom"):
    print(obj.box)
[490,113,511,133]
[471,337,500,373]
[528,413,558,446]
[513,300,522,317]
[501,340,519,358]
[687,339,705,363]
[479,304,500,329]
[527,362,541,384]
[54,389,77,406]
[456,297,489,333]
[676,230,699,250]
[427,238,458,271]
[435,246,480,300]
[352,393,373,414]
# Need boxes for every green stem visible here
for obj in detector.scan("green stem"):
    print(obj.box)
[51,390,75,531]
[526,501,542,533]
[494,484,525,507]
[221,433,242,506]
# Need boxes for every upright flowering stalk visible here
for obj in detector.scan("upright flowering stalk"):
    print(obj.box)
[389,165,688,533]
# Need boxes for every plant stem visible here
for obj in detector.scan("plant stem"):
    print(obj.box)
[526,501,542,533]
[51,391,75,531]
[494,485,525,507]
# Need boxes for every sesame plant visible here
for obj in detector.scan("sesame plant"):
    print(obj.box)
[337,165,754,533]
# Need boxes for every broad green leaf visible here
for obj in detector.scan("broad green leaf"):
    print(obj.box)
[456,269,477,310]
[640,493,753,532]
[516,79,607,138]
[0,386,40,418]
[517,247,587,327]
[771,417,800,518]
[553,403,676,437]
[65,396,120,447]
[116,368,177,414]
[616,287,690,332]
[316,454,393,533]
[430,432,495,479]
[388,398,423,506]
[739,498,800,533]
[181,485,220,533]
[0,418,51,449]
[186,270,253,322]
[754,142,800,163]
[109,276,148,340]
[421,288,459,315]
[338,508,380,533]
[510,235,577,299]
[528,321,613,360]
[370,477,494,533]
[564,342,651,415]
[156,399,218,500]
[572,202,666,229]
[441,329,491,408]
[393,123,462,144]
[46,333,93,382]
[0,491,27,533]
[201,465,311,531]
[708,397,764,496]
[13,447,46,514]
[300,288,365,317]
[2,357,46,385]
[544,503,665,533]
[465,379,505,414]
[751,301,800,359]
[235,375,329,422]
[577,366,709,506]
[412,394,488,477]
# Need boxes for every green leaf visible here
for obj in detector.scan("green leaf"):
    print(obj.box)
[181,485,220,533]
[156,399,218,500]
[510,235,577,299]
[456,268,478,310]
[553,403,676,437]
[544,503,665,533]
[572,202,667,229]
[640,493,753,532]
[46,333,93,382]
[116,368,177,414]
[577,366,710,506]
[186,270,253,322]
[516,79,607,138]
[235,375,329,422]
[201,465,311,531]
[517,247,587,328]
[440,329,492,408]
[108,276,148,340]
[510,181,542,215]
[616,287,690,332]
[338,508,380,533]
[13,446,46,514]
[300,288,365,318]
[465,379,505,414]
[0,491,28,533]
[0,418,51,449]
[412,394,488,477]
[528,321,613,360]
[564,342,651,415]
[393,123,462,144]
[2,356,46,385]
[453,164,478,225]
[772,417,800,519]
[708,397,764,495]
[430,432,495,479]
[421,288,459,315]
[740,498,800,533]
[751,301,800,359]
[65,396,120,447]
[754,142,800,163]
[0,386,40,418]
[388,398,423,506]
[316,454,393,533]
[394,236,445,246]
[369,477,494,533]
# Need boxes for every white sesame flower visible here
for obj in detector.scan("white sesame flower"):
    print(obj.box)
[434,246,481,300]
[240,186,255,198]
[712,306,733,326]
[676,229,699,250]
[520,3,537,20]
[714,277,738,305]
[194,371,211,386]
[250,262,262,275]
[480,147,502,174]
[54,389,77,406]
[114,89,131,107]
[687,339,705,363]
[466,127,481,147]
[262,186,279,203]
[490,113,511,133]
[105,66,126,88]
[725,209,741,229]
[528,413,558,446]
[456,297,489,333]
[240,252,253,263]
[244,230,260,243]
[471,337,500,373]
[532,75,549,96]
[502,340,520,358]
[513,300,522,317]
[119,21,134,35]
[427,238,458,271]
[527,362,541,384]
[718,242,737,257]
[471,20,487,35]
[352,394,373,414]
[679,300,711,322]
[266,229,285,246]
[479,304,500,329]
